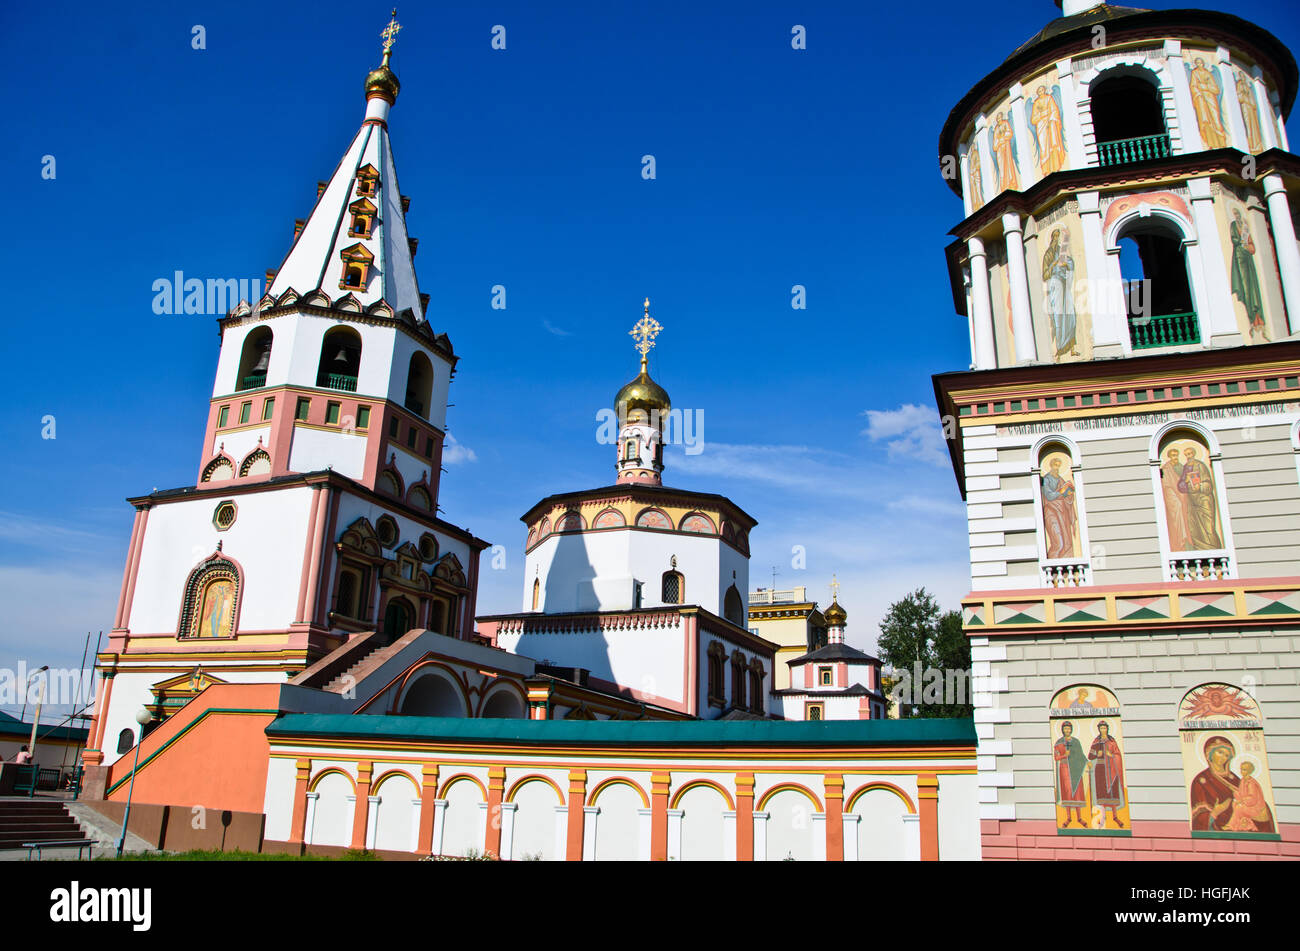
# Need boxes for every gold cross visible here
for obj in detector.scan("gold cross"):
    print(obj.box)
[830,574,840,602]
[381,9,402,57]
[629,297,662,366]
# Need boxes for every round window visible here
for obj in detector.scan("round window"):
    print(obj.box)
[213,500,237,531]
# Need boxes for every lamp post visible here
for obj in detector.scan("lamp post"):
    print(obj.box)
[116,707,153,858]
[23,666,49,762]
[19,664,49,725]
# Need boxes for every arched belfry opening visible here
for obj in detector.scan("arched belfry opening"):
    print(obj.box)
[1118,217,1199,349]
[1090,69,1170,166]
[405,351,433,418]
[236,327,273,391]
[316,326,362,391]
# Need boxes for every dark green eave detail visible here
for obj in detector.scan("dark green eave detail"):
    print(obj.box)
[265,714,977,747]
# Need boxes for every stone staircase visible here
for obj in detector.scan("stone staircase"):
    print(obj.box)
[0,799,86,850]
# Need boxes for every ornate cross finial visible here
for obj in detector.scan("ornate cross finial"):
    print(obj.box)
[629,297,662,370]
[380,9,402,65]
[830,574,840,602]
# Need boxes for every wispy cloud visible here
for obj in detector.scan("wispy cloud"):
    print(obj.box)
[0,511,112,550]
[861,403,948,467]
[670,442,874,500]
[887,493,966,518]
[542,320,572,337]
[443,433,478,465]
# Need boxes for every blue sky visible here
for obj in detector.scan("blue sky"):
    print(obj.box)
[3,0,1297,718]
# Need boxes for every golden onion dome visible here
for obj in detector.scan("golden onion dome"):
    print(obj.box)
[365,63,401,104]
[824,600,848,627]
[615,366,671,416]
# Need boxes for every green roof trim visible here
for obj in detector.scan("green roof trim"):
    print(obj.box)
[265,714,976,747]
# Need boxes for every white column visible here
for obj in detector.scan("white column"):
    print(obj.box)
[842,814,861,861]
[553,806,567,862]
[303,792,319,845]
[1270,91,1290,150]
[1002,212,1037,362]
[968,237,996,369]
[1056,58,1087,170]
[408,798,421,853]
[1078,191,1127,352]
[752,811,770,861]
[1263,174,1300,336]
[636,808,652,861]
[1164,40,1201,153]
[431,799,447,856]
[811,813,826,861]
[902,813,921,862]
[365,795,380,850]
[1188,176,1239,343]
[973,114,995,200]
[582,806,599,861]
[722,811,736,861]
[498,801,518,860]
[1007,83,1034,187]
[1216,49,1249,152]
[959,145,974,218]
[666,809,684,862]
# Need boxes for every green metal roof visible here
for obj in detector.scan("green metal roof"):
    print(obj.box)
[266,714,975,747]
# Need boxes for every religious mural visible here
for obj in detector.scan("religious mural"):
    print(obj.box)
[1233,68,1265,152]
[1040,228,1078,358]
[1186,57,1229,149]
[1050,686,1130,834]
[990,112,1019,193]
[1025,82,1067,177]
[967,140,985,211]
[1038,447,1081,560]
[178,552,241,640]
[1179,684,1278,838]
[1223,201,1270,342]
[1158,432,1224,552]
[199,579,236,639]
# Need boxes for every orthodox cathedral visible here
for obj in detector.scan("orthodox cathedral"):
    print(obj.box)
[75,0,1298,861]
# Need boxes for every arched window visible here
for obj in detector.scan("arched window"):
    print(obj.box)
[377,470,402,498]
[201,456,234,483]
[117,729,135,755]
[382,597,416,642]
[661,570,683,604]
[723,585,744,627]
[1049,685,1130,834]
[531,578,540,612]
[239,448,271,477]
[178,554,241,639]
[408,485,432,511]
[1089,69,1169,166]
[1153,428,1231,579]
[1117,217,1198,349]
[236,327,272,391]
[747,660,765,715]
[405,351,434,418]
[706,642,725,708]
[334,565,369,621]
[316,326,362,391]
[730,652,746,710]
[1177,683,1277,839]
[1034,439,1090,586]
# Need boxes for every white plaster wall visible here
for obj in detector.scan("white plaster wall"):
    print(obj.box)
[508,779,564,861]
[772,692,861,721]
[525,528,742,617]
[592,782,643,861]
[127,486,314,635]
[677,784,729,861]
[695,634,774,719]
[307,771,354,847]
[763,789,817,861]
[498,616,685,704]
[938,773,981,860]
[288,427,369,482]
[262,757,297,842]
[853,789,909,860]
[372,772,420,853]
[386,442,436,495]
[440,777,485,857]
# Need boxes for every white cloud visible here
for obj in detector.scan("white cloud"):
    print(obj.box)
[0,511,111,549]
[669,442,875,500]
[887,493,967,519]
[443,433,478,464]
[861,403,948,467]
[542,320,572,337]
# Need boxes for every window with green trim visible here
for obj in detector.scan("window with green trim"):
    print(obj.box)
[217,405,229,428]
[239,402,251,424]
[356,405,371,429]
[326,401,340,425]
[295,397,311,421]
[261,397,275,421]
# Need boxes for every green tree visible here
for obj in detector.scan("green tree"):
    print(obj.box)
[876,589,972,719]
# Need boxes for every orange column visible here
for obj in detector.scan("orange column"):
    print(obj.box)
[289,759,312,845]
[918,773,939,861]
[736,773,754,862]
[566,770,587,861]
[650,772,671,861]
[484,766,506,857]
[825,774,844,861]
[89,670,117,753]
[350,761,373,850]
[417,763,439,854]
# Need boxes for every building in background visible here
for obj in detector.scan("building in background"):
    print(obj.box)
[934,0,1300,859]
[748,586,828,690]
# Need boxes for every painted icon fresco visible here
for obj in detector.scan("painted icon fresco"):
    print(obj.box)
[199,578,236,639]
[1234,69,1265,152]
[1026,83,1067,176]
[1041,228,1078,359]
[990,112,1019,192]
[1229,207,1269,342]
[1050,686,1130,834]
[1179,684,1278,838]
[1157,433,1223,552]
[1187,57,1229,149]
[967,141,985,211]
[1039,447,1081,559]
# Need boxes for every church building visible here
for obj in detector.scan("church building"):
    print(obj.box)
[933,0,1299,859]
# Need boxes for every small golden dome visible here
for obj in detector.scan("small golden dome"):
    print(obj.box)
[824,600,847,627]
[615,366,671,417]
[365,63,400,104]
